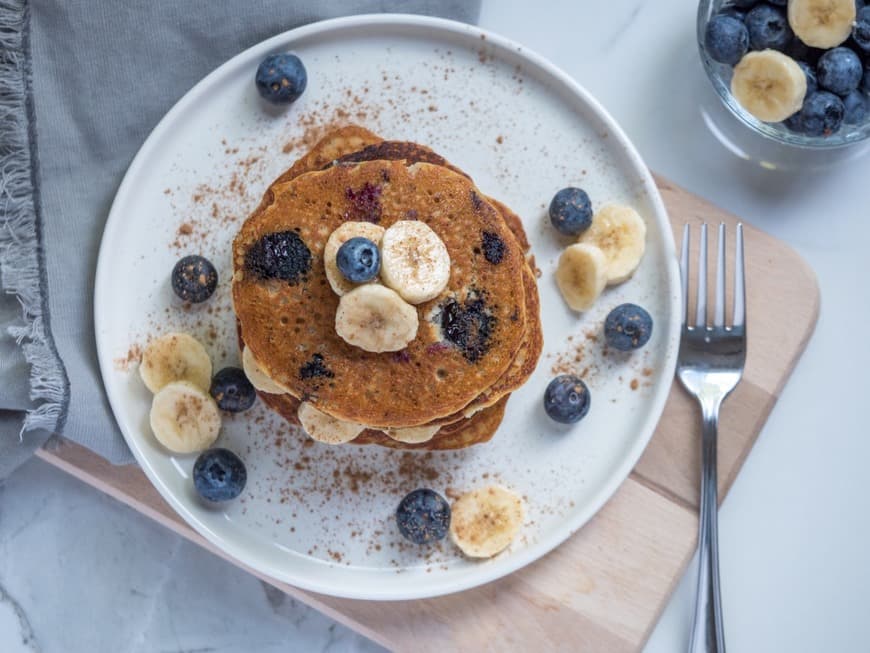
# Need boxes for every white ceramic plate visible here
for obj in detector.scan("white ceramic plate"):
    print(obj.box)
[95,14,680,600]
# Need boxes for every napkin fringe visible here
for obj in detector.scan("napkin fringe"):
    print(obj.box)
[0,0,69,438]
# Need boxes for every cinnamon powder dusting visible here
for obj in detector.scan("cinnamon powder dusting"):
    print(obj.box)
[114,344,142,371]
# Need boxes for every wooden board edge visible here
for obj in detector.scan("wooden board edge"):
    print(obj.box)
[766,247,820,399]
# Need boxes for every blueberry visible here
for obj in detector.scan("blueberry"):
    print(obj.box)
[245,231,311,282]
[797,61,818,95]
[336,237,380,283]
[843,89,870,123]
[767,0,786,4]
[604,303,653,351]
[395,489,451,545]
[543,375,591,424]
[255,53,307,104]
[718,6,747,21]
[784,37,809,61]
[548,187,593,236]
[745,4,793,51]
[440,296,495,363]
[783,111,805,133]
[171,255,217,303]
[730,0,760,7]
[864,64,870,93]
[786,36,828,64]
[853,7,870,52]
[210,367,256,412]
[791,91,845,136]
[193,449,247,502]
[817,47,863,95]
[481,231,506,265]
[705,15,750,65]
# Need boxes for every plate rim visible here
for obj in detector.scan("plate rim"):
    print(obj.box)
[94,12,681,601]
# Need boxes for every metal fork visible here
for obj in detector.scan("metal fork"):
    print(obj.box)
[678,223,747,653]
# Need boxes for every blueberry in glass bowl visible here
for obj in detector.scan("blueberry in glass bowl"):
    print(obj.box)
[698,0,870,148]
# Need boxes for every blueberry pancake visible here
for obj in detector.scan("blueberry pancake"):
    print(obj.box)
[234,126,542,447]
[233,159,528,427]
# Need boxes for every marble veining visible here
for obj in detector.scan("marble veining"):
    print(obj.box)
[0,460,385,653]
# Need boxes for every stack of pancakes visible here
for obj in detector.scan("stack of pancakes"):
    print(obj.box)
[232,126,542,450]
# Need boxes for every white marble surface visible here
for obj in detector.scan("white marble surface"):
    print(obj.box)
[2,1,867,651]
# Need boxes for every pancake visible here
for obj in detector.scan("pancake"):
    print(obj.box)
[278,125,383,185]
[282,127,541,417]
[425,263,542,425]
[334,141,531,253]
[282,127,532,253]
[239,262,539,432]
[310,130,541,423]
[257,389,508,451]
[233,159,528,427]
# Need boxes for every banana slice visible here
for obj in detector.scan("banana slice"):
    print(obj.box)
[149,380,221,454]
[555,243,608,312]
[335,284,419,352]
[578,204,647,285]
[139,332,212,394]
[297,401,365,444]
[324,221,386,296]
[788,0,855,49]
[380,220,451,304]
[383,424,440,444]
[731,50,808,122]
[449,485,525,558]
[241,346,288,395]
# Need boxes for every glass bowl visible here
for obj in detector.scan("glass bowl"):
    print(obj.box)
[697,0,870,149]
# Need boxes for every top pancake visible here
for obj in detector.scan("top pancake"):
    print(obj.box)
[233,159,528,427]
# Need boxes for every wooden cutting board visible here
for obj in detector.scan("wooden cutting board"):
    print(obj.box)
[36,177,819,652]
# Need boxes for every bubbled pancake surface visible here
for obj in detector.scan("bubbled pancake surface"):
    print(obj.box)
[233,159,528,427]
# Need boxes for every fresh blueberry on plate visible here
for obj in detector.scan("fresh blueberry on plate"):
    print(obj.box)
[798,91,846,135]
[843,89,870,123]
[853,7,870,52]
[543,374,591,424]
[816,47,863,96]
[396,489,451,545]
[705,15,750,65]
[745,4,793,52]
[336,236,381,283]
[255,53,307,104]
[193,449,247,502]
[797,61,818,95]
[210,367,256,412]
[171,254,217,303]
[604,303,653,351]
[245,231,311,282]
[548,187,593,236]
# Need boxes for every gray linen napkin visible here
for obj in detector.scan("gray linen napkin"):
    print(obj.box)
[0,0,481,475]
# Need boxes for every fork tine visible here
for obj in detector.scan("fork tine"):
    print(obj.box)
[695,223,708,327]
[714,223,726,327]
[680,224,690,326]
[733,223,746,328]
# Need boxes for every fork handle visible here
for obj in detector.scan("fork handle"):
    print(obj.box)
[689,399,726,653]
